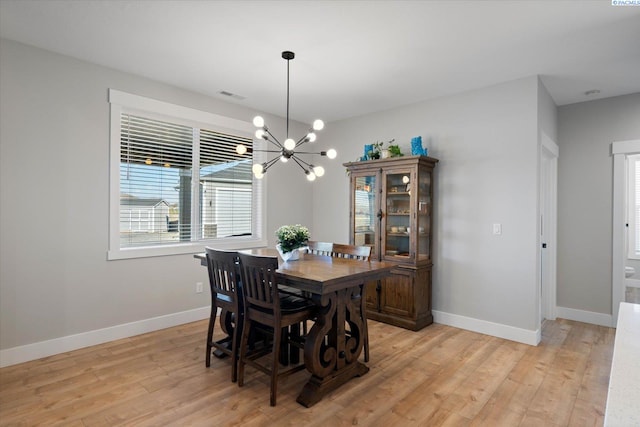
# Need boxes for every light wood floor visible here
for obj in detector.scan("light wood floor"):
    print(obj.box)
[0,318,614,426]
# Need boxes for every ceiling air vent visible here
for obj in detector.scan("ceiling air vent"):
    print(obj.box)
[218,90,246,101]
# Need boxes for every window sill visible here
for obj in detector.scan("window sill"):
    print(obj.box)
[107,237,268,260]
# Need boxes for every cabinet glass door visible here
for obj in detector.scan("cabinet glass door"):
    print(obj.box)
[417,167,432,261]
[384,171,412,260]
[352,173,378,258]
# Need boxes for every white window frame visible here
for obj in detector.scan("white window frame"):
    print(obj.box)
[108,89,267,260]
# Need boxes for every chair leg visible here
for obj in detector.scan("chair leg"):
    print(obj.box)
[205,305,217,367]
[279,327,289,366]
[270,326,282,406]
[229,313,242,383]
[237,318,252,387]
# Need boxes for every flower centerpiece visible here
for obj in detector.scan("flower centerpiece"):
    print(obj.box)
[275,224,310,262]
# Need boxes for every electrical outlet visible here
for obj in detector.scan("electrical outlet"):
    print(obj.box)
[196,282,203,293]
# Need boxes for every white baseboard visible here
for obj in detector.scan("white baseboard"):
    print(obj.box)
[433,310,540,346]
[0,306,210,368]
[556,306,614,327]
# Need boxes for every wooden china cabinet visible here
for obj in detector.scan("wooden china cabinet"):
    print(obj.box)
[344,155,438,331]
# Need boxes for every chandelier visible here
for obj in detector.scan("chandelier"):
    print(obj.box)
[236,51,337,181]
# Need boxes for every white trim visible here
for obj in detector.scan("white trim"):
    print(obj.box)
[541,132,559,157]
[556,306,614,328]
[108,89,253,133]
[612,139,640,155]
[107,237,267,260]
[0,307,209,368]
[432,310,540,346]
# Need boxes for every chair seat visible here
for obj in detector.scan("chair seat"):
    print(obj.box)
[278,284,305,297]
[249,293,314,314]
[279,294,315,313]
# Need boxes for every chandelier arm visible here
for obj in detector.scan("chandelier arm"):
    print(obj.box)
[262,155,282,172]
[251,149,285,153]
[291,150,324,155]
[295,135,309,146]
[264,129,283,147]
[290,155,310,173]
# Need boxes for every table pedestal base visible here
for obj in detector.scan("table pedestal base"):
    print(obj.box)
[296,360,369,407]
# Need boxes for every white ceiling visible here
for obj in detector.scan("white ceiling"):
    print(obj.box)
[1,0,639,124]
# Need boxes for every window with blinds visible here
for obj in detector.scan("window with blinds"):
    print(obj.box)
[109,89,262,259]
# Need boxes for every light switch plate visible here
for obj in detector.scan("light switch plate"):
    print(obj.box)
[493,223,502,235]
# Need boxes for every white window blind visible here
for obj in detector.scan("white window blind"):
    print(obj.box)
[109,89,264,260]
[120,114,193,247]
[199,128,253,239]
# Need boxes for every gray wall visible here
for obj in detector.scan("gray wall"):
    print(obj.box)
[557,93,640,314]
[0,39,313,351]
[314,76,542,332]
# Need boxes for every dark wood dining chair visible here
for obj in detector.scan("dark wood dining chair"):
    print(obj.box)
[204,248,243,382]
[331,243,373,362]
[332,243,371,261]
[236,253,317,406]
[307,240,333,256]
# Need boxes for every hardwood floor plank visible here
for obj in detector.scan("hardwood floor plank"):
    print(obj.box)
[469,321,572,427]
[523,321,596,426]
[0,318,613,427]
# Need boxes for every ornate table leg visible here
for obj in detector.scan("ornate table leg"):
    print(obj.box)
[296,285,369,407]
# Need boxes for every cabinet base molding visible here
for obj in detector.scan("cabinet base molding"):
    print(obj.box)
[367,310,433,331]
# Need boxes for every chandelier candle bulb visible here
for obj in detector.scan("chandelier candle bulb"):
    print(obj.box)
[253,116,265,127]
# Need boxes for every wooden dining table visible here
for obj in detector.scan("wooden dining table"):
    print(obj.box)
[195,248,393,407]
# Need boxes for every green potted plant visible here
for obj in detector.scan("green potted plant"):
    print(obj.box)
[275,224,310,261]
[387,142,403,157]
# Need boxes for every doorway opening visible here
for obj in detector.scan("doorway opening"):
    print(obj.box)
[612,139,640,325]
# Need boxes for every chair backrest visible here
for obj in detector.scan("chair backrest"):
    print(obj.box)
[237,253,280,313]
[205,248,241,306]
[307,241,333,256]
[332,243,371,261]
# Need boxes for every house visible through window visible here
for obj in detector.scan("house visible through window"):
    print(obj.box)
[109,89,265,259]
